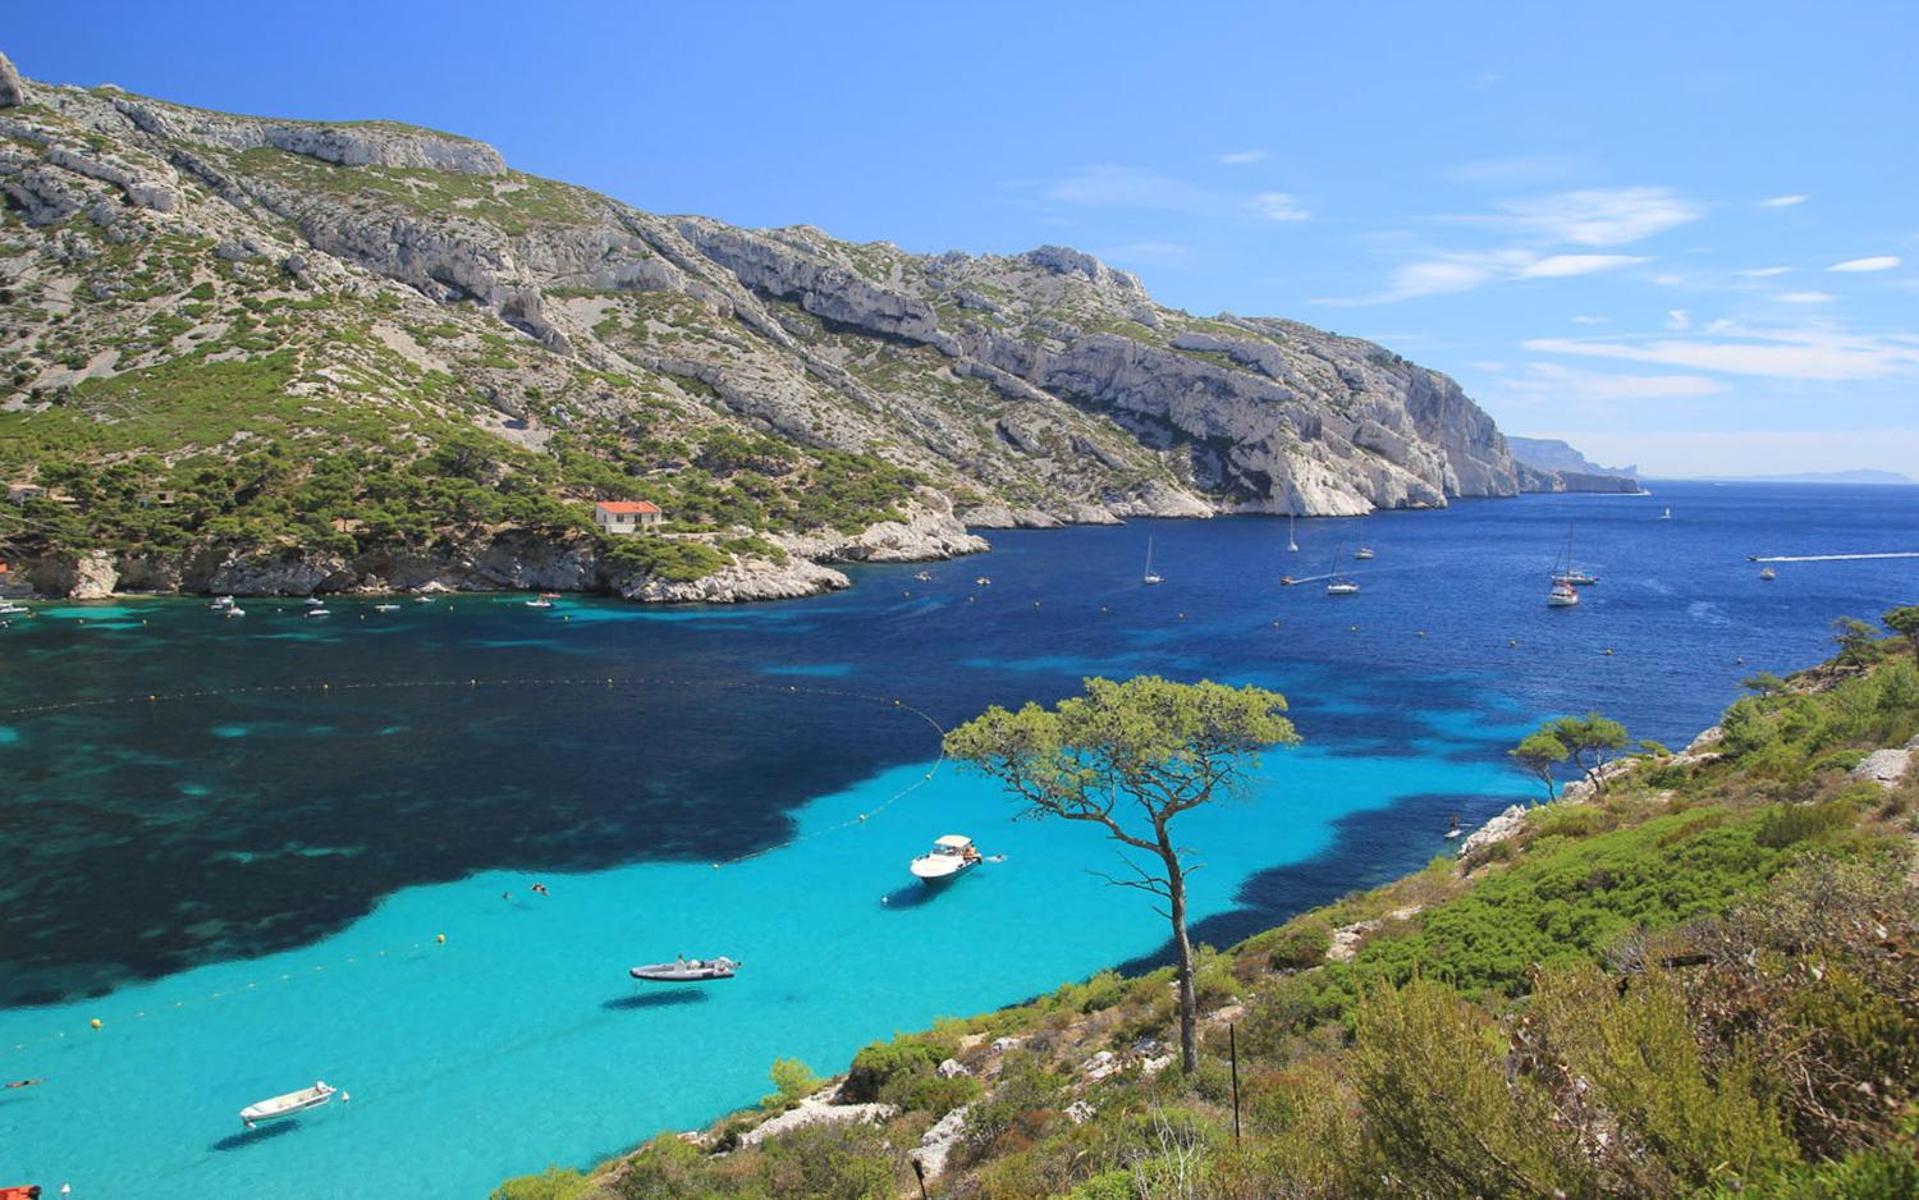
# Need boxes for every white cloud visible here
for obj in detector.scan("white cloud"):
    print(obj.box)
[1479,186,1706,246]
[1218,149,1268,165]
[1571,315,1610,325]
[1524,326,1919,381]
[1776,291,1835,304]
[1741,266,1792,277]
[1666,309,1692,331]
[1247,191,1311,221]
[1320,249,1644,305]
[1518,254,1649,278]
[1443,156,1583,188]
[1501,361,1726,401]
[1757,194,1808,208]
[1829,255,1901,272]
[1043,165,1215,212]
[1650,273,1687,286]
[1471,72,1503,91]
[1095,241,1190,264]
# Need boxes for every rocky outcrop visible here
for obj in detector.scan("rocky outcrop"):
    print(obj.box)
[1457,805,1530,857]
[1850,746,1914,790]
[0,51,25,107]
[735,1093,896,1149]
[619,556,851,604]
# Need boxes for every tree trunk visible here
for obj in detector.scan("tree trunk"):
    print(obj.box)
[1165,855,1198,1074]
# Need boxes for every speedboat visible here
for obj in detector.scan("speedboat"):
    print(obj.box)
[1279,575,1297,587]
[302,597,325,607]
[1326,578,1360,596]
[224,606,246,619]
[524,598,552,609]
[303,607,330,619]
[1547,580,1580,607]
[373,602,401,612]
[974,576,991,586]
[240,1081,338,1128]
[910,834,982,885]
[1354,546,1375,561]
[0,601,28,615]
[630,956,738,983]
[913,571,933,583]
[1760,566,1776,581]
[209,595,235,611]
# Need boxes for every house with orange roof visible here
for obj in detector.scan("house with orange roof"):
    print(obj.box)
[593,499,663,535]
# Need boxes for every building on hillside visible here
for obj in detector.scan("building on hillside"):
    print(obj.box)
[594,500,663,535]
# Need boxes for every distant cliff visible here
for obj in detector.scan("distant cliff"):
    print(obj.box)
[4,49,1581,597]
[1508,436,1638,479]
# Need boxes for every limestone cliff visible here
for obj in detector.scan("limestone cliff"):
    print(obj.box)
[1,52,1566,598]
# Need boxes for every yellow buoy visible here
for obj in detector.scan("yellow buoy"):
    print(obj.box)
[89,1018,102,1030]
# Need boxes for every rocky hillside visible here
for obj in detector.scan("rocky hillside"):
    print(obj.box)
[2,51,1594,600]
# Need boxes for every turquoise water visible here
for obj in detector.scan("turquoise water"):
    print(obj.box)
[2,481,1915,1195]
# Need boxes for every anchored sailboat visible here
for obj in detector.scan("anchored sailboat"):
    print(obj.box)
[1354,517,1374,560]
[1547,527,1581,607]
[1287,513,1299,553]
[1142,534,1163,585]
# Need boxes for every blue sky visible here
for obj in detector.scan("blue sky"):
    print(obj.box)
[9,2,1916,475]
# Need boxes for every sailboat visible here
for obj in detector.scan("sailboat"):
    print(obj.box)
[1287,513,1299,553]
[1547,527,1581,607]
[1353,517,1375,560]
[1659,507,1673,520]
[1142,534,1163,585]
[1325,546,1360,595]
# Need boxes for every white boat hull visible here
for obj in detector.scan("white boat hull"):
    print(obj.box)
[240,1082,336,1127]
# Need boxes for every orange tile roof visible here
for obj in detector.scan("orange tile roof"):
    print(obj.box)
[596,500,661,515]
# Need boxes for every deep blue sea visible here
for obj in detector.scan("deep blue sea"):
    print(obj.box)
[1,482,1915,1196]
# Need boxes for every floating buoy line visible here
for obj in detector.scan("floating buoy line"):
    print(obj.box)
[0,674,950,1060]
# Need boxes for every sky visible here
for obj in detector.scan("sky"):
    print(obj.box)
[8,1,1917,476]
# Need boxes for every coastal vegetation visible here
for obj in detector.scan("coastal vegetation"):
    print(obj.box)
[496,617,1918,1199]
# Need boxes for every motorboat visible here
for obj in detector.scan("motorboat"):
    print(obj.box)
[0,601,29,615]
[303,607,330,619]
[629,956,739,983]
[974,576,991,586]
[1326,578,1360,596]
[373,602,401,612]
[910,834,982,885]
[240,1080,338,1128]
[224,606,247,619]
[913,571,933,582]
[1547,580,1580,607]
[209,595,235,611]
[1279,575,1297,587]
[302,597,325,608]
[1354,546,1375,561]
[1760,566,1777,581]
[524,598,552,609]
[538,592,562,600]
[414,594,437,604]
[1553,570,1598,587]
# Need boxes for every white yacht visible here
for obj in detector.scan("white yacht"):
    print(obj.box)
[240,1081,339,1128]
[910,834,982,885]
[1142,535,1163,586]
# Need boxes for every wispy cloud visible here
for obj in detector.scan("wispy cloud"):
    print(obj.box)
[1756,194,1808,208]
[1470,72,1503,91]
[1319,249,1645,305]
[1095,241,1190,264]
[1740,266,1792,277]
[1037,165,1310,223]
[1481,187,1707,246]
[1524,326,1919,381]
[1570,315,1611,325]
[1666,309,1692,331]
[1776,291,1835,304]
[1443,156,1584,188]
[1247,191,1311,221]
[1500,361,1726,401]
[1829,255,1901,272]
[1217,149,1268,165]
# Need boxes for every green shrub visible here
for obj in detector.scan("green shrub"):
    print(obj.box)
[761,1057,822,1112]
[842,1029,958,1102]
[490,1167,592,1200]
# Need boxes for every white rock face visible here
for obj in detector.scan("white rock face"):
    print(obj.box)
[0,52,25,107]
[1458,804,1530,857]
[623,557,850,604]
[915,1103,972,1178]
[1850,748,1913,789]
[736,1094,896,1149]
[934,1057,971,1079]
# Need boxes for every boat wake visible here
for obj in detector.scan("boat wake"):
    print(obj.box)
[1750,551,1919,563]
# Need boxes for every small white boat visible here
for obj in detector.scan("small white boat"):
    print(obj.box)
[1142,535,1164,586]
[209,595,235,611]
[630,956,739,983]
[1760,566,1776,581]
[303,607,330,619]
[1354,546,1375,561]
[913,571,933,583]
[1287,513,1299,553]
[1547,581,1580,607]
[240,1080,337,1128]
[0,601,29,615]
[373,603,401,612]
[1326,579,1361,596]
[1554,570,1598,587]
[302,597,324,607]
[225,607,247,619]
[524,599,552,609]
[539,592,562,601]
[414,594,437,604]
[974,576,991,586]
[1660,507,1673,520]
[910,834,982,885]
